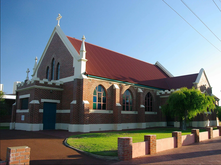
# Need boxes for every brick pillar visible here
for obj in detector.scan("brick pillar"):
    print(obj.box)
[29,100,40,124]
[70,100,77,124]
[6,146,30,165]
[172,131,182,148]
[217,126,221,136]
[191,129,199,143]
[113,84,121,128]
[118,137,132,161]
[206,127,213,139]
[144,135,156,155]
[137,89,145,123]
[137,107,145,123]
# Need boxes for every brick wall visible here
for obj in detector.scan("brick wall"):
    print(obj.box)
[6,146,30,165]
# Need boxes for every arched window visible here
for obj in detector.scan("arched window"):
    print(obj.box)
[93,85,106,110]
[51,58,55,80]
[56,63,60,80]
[145,92,153,111]
[122,90,132,111]
[46,66,49,80]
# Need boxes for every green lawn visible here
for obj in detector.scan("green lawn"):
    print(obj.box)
[0,126,9,130]
[67,128,193,156]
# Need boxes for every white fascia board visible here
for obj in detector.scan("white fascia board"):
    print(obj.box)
[194,68,211,88]
[3,95,16,100]
[155,61,173,77]
[33,25,80,78]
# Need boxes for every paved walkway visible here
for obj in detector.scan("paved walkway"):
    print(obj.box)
[0,130,115,165]
[1,129,221,164]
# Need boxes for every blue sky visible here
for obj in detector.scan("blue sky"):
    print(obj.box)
[1,0,221,99]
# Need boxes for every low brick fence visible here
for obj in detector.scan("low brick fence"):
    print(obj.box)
[1,146,30,165]
[118,126,221,160]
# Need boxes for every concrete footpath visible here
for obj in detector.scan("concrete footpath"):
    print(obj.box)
[1,129,221,164]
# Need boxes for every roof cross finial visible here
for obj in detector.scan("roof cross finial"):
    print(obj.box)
[26,68,30,80]
[56,14,62,26]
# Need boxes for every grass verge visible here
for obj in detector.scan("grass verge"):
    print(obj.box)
[0,126,9,130]
[67,128,193,156]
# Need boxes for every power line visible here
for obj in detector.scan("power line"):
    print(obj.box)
[181,0,221,43]
[162,0,221,53]
[213,0,221,12]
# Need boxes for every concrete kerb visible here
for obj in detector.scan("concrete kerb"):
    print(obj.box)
[63,138,119,161]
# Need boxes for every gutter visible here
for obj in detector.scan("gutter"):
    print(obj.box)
[85,74,164,91]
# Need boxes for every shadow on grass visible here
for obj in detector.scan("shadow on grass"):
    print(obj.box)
[90,150,118,156]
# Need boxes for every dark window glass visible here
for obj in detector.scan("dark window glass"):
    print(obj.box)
[98,104,101,109]
[145,92,153,111]
[56,63,60,80]
[51,59,55,80]
[122,90,132,111]
[46,67,49,80]
[21,98,29,109]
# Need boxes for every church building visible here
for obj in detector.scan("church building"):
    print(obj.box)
[10,15,219,132]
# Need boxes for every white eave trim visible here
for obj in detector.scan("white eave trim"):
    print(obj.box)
[33,25,80,77]
[194,68,211,88]
[155,61,173,77]
[3,95,16,100]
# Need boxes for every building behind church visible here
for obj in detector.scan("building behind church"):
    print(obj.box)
[10,17,219,132]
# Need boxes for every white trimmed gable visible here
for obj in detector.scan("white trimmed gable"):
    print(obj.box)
[32,25,82,79]
[194,68,211,89]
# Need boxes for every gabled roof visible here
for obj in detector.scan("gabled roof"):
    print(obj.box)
[67,36,170,89]
[67,36,201,90]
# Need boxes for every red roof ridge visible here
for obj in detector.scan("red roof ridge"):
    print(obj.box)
[67,35,155,66]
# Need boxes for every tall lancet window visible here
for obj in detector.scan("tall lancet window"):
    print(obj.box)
[46,67,49,80]
[56,63,60,80]
[51,58,55,80]
[93,85,106,110]
[145,92,153,111]
[122,90,132,111]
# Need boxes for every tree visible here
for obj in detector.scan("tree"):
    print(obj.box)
[162,87,216,130]
[0,91,8,116]
[215,105,221,121]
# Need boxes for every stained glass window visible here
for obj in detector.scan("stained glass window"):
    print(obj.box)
[93,85,106,110]
[122,90,132,111]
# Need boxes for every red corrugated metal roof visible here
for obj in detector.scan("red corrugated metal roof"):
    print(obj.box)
[145,74,198,90]
[67,36,198,90]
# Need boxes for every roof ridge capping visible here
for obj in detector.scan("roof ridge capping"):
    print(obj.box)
[155,61,173,77]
